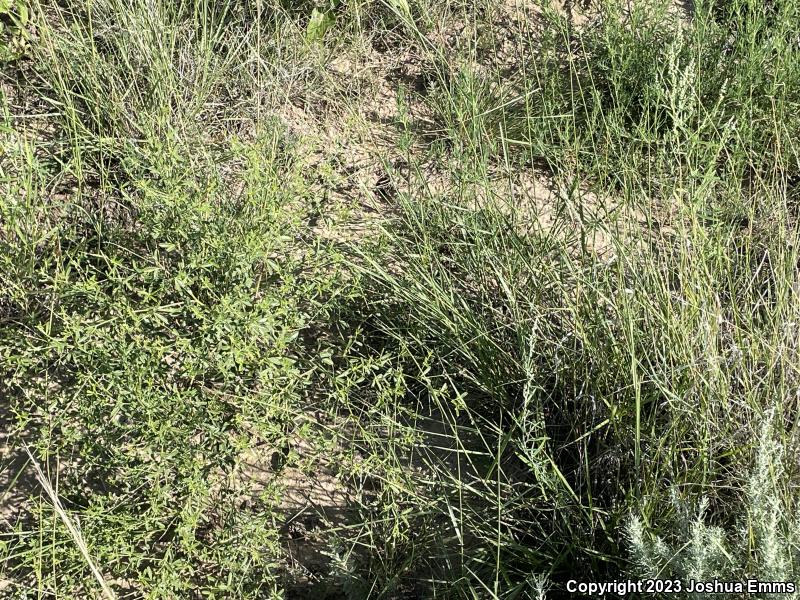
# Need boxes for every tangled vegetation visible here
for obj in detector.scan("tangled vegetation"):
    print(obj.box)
[2,0,800,597]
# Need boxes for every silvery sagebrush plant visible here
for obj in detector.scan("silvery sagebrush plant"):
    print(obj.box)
[627,411,800,597]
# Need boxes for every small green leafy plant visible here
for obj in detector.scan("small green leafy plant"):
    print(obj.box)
[0,0,29,62]
[305,0,340,42]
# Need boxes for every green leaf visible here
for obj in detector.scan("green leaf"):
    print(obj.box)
[0,0,12,14]
[388,0,411,19]
[306,7,335,43]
